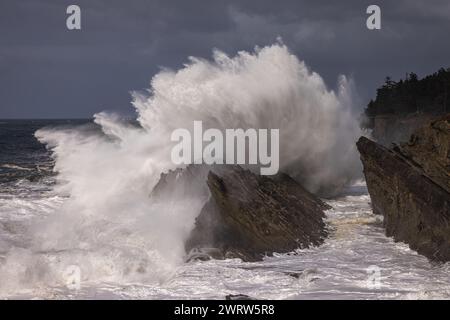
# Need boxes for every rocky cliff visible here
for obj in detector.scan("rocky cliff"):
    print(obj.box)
[151,165,329,262]
[356,115,450,262]
[370,113,436,147]
[362,68,450,146]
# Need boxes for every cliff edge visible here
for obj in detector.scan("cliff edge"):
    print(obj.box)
[356,115,450,261]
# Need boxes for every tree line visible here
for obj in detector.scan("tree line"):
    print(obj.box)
[363,68,450,129]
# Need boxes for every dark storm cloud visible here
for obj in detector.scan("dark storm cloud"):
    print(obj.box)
[0,0,449,118]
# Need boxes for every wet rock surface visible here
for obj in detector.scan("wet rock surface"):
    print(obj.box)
[357,115,450,262]
[151,165,329,262]
[225,294,255,300]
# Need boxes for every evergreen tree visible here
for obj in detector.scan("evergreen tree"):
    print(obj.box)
[362,68,450,129]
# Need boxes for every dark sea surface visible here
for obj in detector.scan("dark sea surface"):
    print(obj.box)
[0,120,89,184]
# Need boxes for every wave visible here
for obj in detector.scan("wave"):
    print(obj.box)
[1,164,34,171]
[0,42,362,293]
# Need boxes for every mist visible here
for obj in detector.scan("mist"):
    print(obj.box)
[0,42,362,292]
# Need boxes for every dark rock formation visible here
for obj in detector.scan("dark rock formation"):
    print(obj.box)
[356,115,450,262]
[370,113,436,147]
[225,294,254,300]
[151,165,329,262]
[400,116,450,193]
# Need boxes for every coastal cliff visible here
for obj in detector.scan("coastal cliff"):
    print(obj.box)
[370,113,436,146]
[362,68,450,146]
[357,115,450,262]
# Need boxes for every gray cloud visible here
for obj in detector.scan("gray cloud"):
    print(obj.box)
[0,0,449,118]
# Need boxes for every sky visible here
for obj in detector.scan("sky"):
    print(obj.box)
[0,0,449,119]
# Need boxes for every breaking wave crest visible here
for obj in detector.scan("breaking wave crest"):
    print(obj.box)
[0,42,362,294]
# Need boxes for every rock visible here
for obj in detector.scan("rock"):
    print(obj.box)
[151,165,329,262]
[399,116,450,193]
[151,165,210,200]
[187,166,329,261]
[285,272,301,279]
[356,115,450,262]
[225,294,255,300]
[370,113,437,147]
[284,269,319,282]
[185,247,225,262]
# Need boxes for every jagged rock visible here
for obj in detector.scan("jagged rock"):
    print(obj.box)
[285,272,301,279]
[151,165,210,200]
[356,115,450,262]
[151,165,329,262]
[225,294,255,300]
[399,116,450,193]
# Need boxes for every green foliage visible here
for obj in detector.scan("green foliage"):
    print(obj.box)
[363,68,450,128]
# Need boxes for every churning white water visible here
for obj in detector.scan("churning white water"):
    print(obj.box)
[0,43,448,298]
[1,181,449,299]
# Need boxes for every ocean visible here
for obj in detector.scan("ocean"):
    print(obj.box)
[0,120,449,299]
